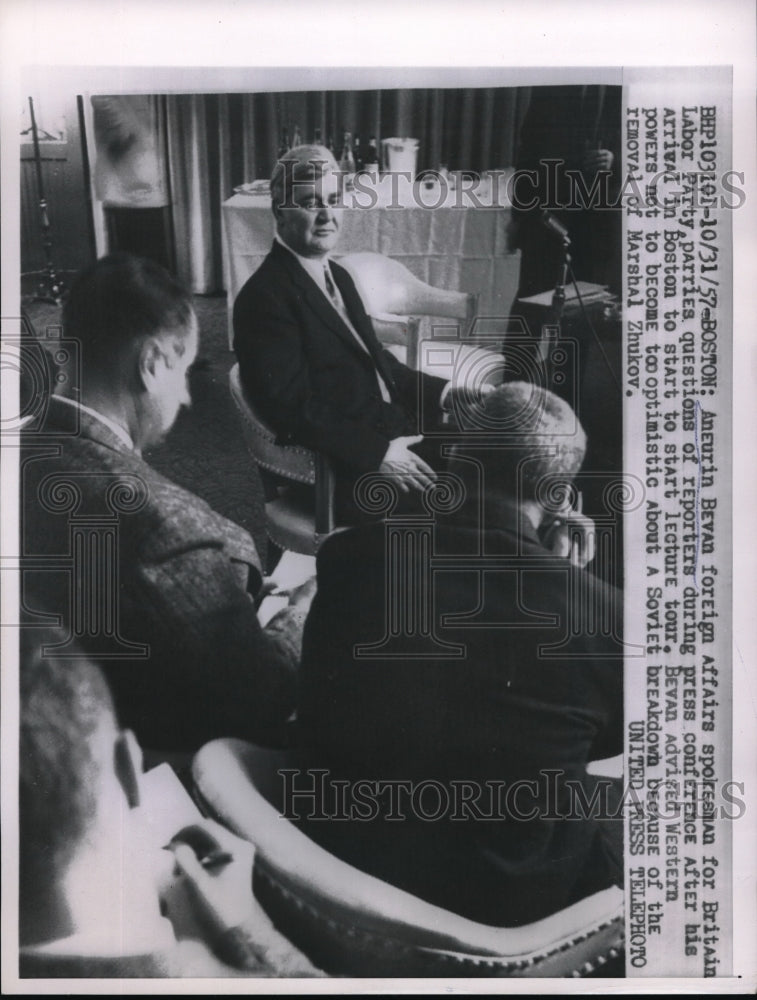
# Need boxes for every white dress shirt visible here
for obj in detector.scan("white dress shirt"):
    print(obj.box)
[55,394,135,451]
[275,236,393,402]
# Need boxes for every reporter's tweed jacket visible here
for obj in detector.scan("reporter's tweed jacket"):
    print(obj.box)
[22,396,301,751]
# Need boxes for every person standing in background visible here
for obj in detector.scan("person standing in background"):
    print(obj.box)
[509,85,622,302]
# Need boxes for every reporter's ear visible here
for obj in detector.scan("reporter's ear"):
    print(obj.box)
[138,338,164,393]
[114,729,144,809]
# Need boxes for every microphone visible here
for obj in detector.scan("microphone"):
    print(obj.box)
[541,211,571,246]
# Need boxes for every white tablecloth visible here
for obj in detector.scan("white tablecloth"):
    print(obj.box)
[221,194,521,346]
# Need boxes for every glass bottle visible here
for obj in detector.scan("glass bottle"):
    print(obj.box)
[339,131,356,174]
[363,135,380,176]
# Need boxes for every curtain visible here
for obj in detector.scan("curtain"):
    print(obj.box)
[165,95,221,293]
[157,87,531,294]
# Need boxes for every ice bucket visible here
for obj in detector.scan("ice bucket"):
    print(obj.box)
[381,137,419,179]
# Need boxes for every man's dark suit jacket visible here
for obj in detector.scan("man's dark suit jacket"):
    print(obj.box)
[233,241,447,476]
[298,499,624,926]
[21,397,301,751]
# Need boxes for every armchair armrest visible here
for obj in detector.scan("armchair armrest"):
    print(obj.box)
[370,315,421,370]
[314,453,335,537]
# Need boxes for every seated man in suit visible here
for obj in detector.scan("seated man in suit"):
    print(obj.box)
[21,253,314,752]
[18,630,319,978]
[233,144,454,521]
[298,382,624,927]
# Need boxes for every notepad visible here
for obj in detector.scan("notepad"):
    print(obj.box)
[140,763,204,847]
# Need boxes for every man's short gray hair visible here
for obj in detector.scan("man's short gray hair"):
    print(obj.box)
[270,144,339,211]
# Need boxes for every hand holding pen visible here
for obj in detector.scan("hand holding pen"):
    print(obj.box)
[165,818,321,974]
[166,819,255,933]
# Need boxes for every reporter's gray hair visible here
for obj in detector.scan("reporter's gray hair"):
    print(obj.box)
[270,144,339,211]
[452,381,586,502]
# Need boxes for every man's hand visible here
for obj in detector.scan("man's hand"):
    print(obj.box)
[258,576,317,630]
[284,575,317,615]
[167,820,257,934]
[582,148,614,174]
[541,508,596,568]
[379,435,436,493]
[255,577,280,608]
[166,819,321,974]
[442,382,496,411]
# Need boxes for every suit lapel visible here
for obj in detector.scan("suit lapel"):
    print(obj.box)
[272,242,398,398]
[273,243,364,355]
[331,261,399,396]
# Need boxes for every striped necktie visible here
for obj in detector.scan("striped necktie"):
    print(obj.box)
[323,264,342,311]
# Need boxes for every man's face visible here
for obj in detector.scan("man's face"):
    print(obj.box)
[142,317,198,448]
[275,168,342,259]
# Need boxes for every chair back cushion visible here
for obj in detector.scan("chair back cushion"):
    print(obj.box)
[339,252,475,322]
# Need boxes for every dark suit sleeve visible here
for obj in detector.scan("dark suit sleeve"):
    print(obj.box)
[122,537,299,750]
[234,282,393,472]
[380,348,447,422]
